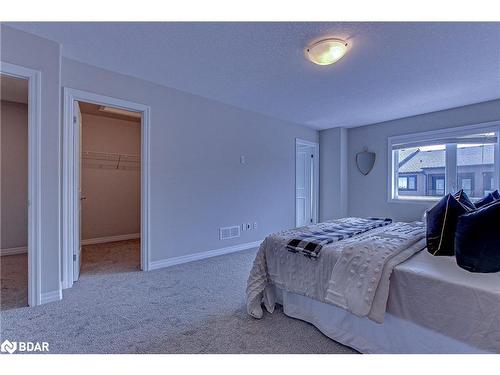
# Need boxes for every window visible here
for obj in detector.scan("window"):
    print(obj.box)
[398,175,417,191]
[429,174,445,196]
[458,173,474,197]
[457,142,494,199]
[389,124,500,202]
[483,172,495,195]
[393,144,446,199]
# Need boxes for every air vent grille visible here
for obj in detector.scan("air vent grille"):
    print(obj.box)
[219,225,240,240]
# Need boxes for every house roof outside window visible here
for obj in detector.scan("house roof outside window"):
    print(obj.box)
[399,145,494,173]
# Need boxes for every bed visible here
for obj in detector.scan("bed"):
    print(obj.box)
[246,218,500,353]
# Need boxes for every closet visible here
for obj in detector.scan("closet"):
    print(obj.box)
[78,101,141,276]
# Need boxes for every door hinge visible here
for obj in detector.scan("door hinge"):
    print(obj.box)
[73,254,77,261]
[73,116,77,124]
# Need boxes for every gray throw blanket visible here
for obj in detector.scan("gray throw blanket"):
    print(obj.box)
[286,217,392,258]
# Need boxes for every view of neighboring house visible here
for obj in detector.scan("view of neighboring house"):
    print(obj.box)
[397,144,495,199]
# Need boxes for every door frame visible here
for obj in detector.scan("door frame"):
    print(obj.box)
[295,138,319,227]
[0,62,42,306]
[62,88,151,289]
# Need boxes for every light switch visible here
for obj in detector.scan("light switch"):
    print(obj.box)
[240,155,246,165]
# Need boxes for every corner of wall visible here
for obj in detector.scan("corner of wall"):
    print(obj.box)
[319,127,349,221]
[339,127,348,217]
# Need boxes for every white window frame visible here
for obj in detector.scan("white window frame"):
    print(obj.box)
[387,120,500,204]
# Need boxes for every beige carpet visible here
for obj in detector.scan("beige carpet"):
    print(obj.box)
[1,240,356,354]
[81,239,141,276]
[0,253,28,311]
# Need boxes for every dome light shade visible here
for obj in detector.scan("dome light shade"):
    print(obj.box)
[306,38,348,66]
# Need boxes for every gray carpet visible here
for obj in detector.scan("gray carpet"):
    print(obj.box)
[0,240,356,354]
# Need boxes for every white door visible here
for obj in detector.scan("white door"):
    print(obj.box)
[73,101,82,281]
[296,143,316,227]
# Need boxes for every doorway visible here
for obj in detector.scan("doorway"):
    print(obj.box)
[295,139,319,227]
[0,63,42,307]
[63,89,151,289]
[1,74,29,309]
[76,101,142,279]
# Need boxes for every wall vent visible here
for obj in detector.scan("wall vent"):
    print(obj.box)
[219,225,240,240]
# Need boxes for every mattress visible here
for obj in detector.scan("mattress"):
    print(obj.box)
[385,250,500,352]
[265,241,500,353]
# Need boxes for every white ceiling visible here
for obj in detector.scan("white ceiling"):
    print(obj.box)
[6,22,500,129]
[0,74,28,104]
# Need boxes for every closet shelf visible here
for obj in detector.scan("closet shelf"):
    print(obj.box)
[83,151,140,162]
[83,151,140,171]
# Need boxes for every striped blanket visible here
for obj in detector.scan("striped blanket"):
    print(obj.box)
[286,217,392,259]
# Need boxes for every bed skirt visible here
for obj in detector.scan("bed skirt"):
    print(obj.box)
[273,286,488,354]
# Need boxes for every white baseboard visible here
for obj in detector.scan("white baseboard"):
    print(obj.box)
[40,289,62,304]
[81,233,140,246]
[149,240,262,271]
[0,246,28,256]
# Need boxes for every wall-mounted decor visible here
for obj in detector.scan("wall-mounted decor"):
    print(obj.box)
[356,149,376,175]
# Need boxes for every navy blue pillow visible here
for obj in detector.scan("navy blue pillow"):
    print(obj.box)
[426,193,471,256]
[455,200,500,273]
[453,189,475,210]
[492,190,500,200]
[474,193,496,208]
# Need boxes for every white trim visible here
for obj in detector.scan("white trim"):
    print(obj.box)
[387,120,500,204]
[0,62,43,307]
[149,240,262,271]
[81,233,140,246]
[0,246,28,256]
[62,88,151,289]
[445,143,457,193]
[40,289,62,304]
[388,120,500,148]
[386,196,441,205]
[295,139,318,148]
[295,138,320,227]
[388,146,398,202]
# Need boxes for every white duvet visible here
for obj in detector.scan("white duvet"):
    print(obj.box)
[246,220,426,323]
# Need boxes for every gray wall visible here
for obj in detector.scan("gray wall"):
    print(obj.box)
[1,101,28,249]
[62,58,318,262]
[347,99,500,222]
[81,113,141,240]
[319,127,347,221]
[1,25,61,294]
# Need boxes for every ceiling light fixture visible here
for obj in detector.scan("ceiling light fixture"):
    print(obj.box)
[305,38,348,66]
[99,105,142,118]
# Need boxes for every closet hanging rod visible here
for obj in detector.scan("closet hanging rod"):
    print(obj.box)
[82,150,140,163]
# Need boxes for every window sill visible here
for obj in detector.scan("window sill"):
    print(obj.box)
[388,196,441,204]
